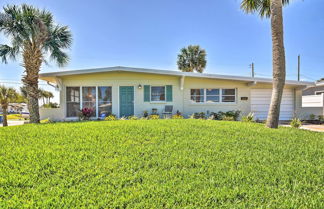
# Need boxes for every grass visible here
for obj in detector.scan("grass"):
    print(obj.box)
[0,120,323,208]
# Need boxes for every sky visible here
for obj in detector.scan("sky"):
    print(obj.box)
[0,0,323,100]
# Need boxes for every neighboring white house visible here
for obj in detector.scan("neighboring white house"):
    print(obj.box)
[301,81,324,119]
[0,103,29,114]
[39,66,314,121]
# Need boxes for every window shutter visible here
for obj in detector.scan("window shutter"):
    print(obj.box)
[166,85,173,102]
[144,85,150,102]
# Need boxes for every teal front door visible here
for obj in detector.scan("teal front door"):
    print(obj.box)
[119,86,134,117]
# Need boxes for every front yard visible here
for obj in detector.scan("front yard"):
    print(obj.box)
[0,120,323,208]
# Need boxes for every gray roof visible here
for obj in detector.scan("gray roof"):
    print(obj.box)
[40,66,315,86]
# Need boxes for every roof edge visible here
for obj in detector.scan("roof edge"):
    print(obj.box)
[39,66,315,86]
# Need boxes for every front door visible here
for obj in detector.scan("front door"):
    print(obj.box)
[119,86,134,117]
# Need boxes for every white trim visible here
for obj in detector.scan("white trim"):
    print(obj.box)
[39,66,314,86]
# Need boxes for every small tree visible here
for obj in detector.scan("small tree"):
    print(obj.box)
[0,85,18,127]
[177,45,207,73]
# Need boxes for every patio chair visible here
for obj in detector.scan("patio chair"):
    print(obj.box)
[162,105,173,119]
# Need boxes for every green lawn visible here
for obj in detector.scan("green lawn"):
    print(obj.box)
[0,120,323,208]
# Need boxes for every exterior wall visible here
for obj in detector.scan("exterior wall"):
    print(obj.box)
[60,72,183,119]
[40,108,64,121]
[182,77,251,117]
[42,71,304,121]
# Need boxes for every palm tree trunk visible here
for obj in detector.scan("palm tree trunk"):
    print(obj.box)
[266,0,286,128]
[22,44,42,124]
[2,104,8,127]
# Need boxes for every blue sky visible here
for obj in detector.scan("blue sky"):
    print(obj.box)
[0,0,323,88]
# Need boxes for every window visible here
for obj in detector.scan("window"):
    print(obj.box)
[151,86,165,101]
[222,89,236,102]
[190,88,236,103]
[191,89,204,103]
[98,86,112,117]
[66,87,80,117]
[206,89,220,103]
[315,91,324,95]
[82,87,96,116]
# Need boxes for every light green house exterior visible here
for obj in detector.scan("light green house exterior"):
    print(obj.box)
[39,66,314,121]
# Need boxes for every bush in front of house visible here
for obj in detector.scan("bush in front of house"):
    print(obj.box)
[149,114,160,120]
[290,118,302,129]
[79,108,94,120]
[210,110,241,121]
[190,112,206,119]
[128,115,138,120]
[242,112,254,122]
[172,114,184,119]
[40,118,52,124]
[104,114,117,121]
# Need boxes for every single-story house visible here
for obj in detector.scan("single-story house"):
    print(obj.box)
[301,80,324,119]
[39,66,314,121]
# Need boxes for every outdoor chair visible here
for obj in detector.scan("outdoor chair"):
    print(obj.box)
[162,105,173,119]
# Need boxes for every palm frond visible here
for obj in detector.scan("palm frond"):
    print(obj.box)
[241,0,290,18]
[0,44,19,63]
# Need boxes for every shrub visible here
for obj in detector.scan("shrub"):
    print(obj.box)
[190,112,206,119]
[104,114,117,121]
[128,115,138,120]
[242,112,254,122]
[40,118,52,124]
[143,111,149,118]
[210,110,241,121]
[172,114,184,119]
[290,118,302,129]
[309,114,316,120]
[79,108,94,120]
[222,116,235,121]
[149,115,160,120]
[318,115,324,122]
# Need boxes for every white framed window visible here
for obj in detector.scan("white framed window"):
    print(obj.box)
[190,89,204,103]
[82,86,96,117]
[98,86,112,117]
[206,89,220,103]
[222,89,236,102]
[151,86,165,102]
[190,88,236,103]
[66,87,80,117]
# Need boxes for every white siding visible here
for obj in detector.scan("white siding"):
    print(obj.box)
[302,95,324,107]
[251,89,294,120]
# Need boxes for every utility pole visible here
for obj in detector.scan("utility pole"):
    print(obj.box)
[297,55,300,81]
[250,62,255,78]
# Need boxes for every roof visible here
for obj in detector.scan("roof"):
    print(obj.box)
[39,66,315,86]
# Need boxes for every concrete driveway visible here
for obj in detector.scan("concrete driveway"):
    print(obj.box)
[301,125,324,132]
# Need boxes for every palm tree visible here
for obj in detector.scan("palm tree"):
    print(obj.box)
[38,89,47,105]
[47,91,54,104]
[0,4,72,123]
[0,85,18,127]
[241,0,290,128]
[177,45,207,73]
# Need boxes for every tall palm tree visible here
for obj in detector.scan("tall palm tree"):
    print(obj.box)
[241,0,290,128]
[0,85,18,127]
[177,45,207,73]
[0,4,72,123]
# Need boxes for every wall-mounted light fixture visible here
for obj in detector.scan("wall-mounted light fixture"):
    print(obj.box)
[138,84,142,89]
